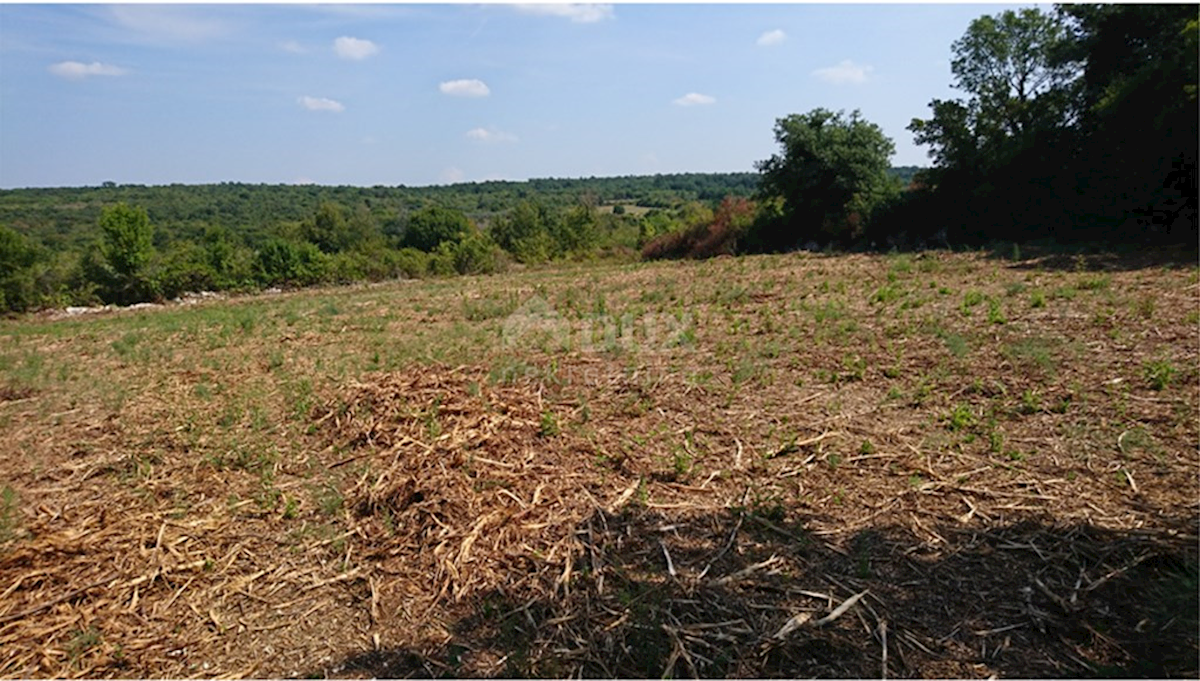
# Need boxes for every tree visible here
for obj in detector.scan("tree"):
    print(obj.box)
[755,108,896,247]
[401,205,471,252]
[908,7,1081,243]
[0,226,41,312]
[1057,4,1198,237]
[99,203,155,279]
[490,200,558,263]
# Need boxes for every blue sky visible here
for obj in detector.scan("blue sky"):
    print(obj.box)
[0,3,1030,188]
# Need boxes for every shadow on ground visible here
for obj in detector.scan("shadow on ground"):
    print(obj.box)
[984,242,1199,273]
[313,505,1198,679]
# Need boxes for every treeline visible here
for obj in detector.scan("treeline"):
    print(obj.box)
[0,173,760,253]
[643,4,1197,259]
[0,173,779,312]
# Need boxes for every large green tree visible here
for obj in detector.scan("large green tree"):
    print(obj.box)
[401,205,472,253]
[99,203,155,279]
[1058,4,1198,236]
[755,108,896,247]
[908,5,1197,244]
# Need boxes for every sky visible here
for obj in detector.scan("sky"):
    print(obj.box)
[0,2,1032,189]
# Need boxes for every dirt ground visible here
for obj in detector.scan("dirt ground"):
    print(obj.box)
[0,249,1196,678]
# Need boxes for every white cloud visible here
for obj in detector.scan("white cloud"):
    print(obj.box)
[813,59,874,85]
[48,61,128,79]
[333,36,379,60]
[440,167,465,184]
[108,5,230,43]
[279,40,307,54]
[465,127,517,143]
[757,29,786,47]
[673,92,715,107]
[439,79,491,98]
[298,96,345,113]
[513,4,614,23]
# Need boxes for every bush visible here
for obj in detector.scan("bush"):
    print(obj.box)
[642,196,755,260]
[254,238,328,287]
[401,205,472,252]
[450,233,504,275]
[0,226,41,313]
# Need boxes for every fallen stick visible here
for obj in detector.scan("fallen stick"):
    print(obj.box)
[772,589,870,639]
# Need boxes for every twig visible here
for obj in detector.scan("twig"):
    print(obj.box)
[659,539,677,577]
[1121,468,1138,494]
[813,589,869,628]
[772,589,870,639]
[880,619,888,680]
[767,431,841,459]
[698,512,743,580]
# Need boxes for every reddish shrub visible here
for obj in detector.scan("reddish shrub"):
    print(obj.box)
[642,196,756,260]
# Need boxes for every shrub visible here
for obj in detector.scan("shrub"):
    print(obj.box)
[642,196,756,260]
[254,238,328,287]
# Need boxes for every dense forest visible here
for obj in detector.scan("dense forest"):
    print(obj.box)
[0,3,1195,313]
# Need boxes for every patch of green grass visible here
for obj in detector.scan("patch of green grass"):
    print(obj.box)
[1029,289,1047,308]
[462,292,519,321]
[942,332,970,359]
[960,290,985,315]
[1144,359,1178,391]
[1003,337,1058,374]
[986,299,1007,325]
[871,283,905,305]
[1078,274,1111,291]
[66,626,103,665]
[314,484,344,517]
[0,485,19,547]
[1134,294,1157,319]
[1051,286,1077,301]
[1018,389,1042,415]
[110,331,143,359]
[538,410,560,437]
[946,404,975,431]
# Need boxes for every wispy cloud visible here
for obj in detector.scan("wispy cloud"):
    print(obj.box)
[673,92,715,107]
[757,29,786,47]
[279,40,307,54]
[812,59,874,85]
[440,79,491,98]
[333,36,379,60]
[298,96,345,113]
[107,5,230,43]
[48,61,128,79]
[513,4,614,24]
[465,127,517,143]
[440,167,466,184]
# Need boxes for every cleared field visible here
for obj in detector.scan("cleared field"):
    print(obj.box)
[0,250,1196,678]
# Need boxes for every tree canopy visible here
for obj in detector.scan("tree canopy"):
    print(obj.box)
[755,108,896,247]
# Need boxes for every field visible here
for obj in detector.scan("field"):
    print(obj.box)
[0,250,1196,678]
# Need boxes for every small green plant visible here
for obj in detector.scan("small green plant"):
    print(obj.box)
[0,485,19,546]
[858,439,876,456]
[1078,274,1111,291]
[1029,289,1046,308]
[960,290,985,315]
[946,404,974,431]
[67,626,103,665]
[314,484,344,516]
[986,299,1006,325]
[942,332,969,358]
[538,410,560,437]
[1144,359,1177,391]
[1018,389,1042,415]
